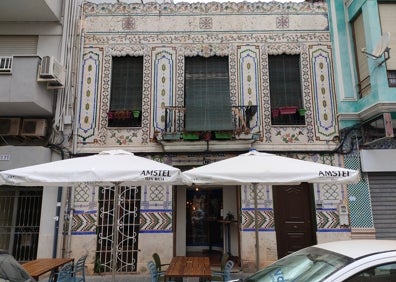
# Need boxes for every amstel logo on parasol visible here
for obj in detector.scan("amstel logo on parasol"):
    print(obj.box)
[319,170,350,177]
[140,170,172,181]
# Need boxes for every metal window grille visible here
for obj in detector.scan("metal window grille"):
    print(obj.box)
[0,187,42,262]
[96,186,141,274]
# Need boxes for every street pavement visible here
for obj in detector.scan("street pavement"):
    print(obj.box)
[39,272,251,281]
[83,271,252,281]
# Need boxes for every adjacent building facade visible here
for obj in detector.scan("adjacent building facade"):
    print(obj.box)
[0,0,82,261]
[328,0,396,240]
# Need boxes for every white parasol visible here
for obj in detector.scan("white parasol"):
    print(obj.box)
[0,150,190,281]
[183,149,360,269]
[0,149,190,186]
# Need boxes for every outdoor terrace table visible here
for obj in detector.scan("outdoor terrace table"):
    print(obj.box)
[22,257,74,281]
[164,256,211,282]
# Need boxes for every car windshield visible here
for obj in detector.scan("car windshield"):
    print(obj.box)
[244,246,352,282]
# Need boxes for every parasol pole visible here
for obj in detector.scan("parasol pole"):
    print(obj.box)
[253,183,260,271]
[112,182,121,282]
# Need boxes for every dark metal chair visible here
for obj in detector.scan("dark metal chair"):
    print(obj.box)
[148,260,160,282]
[211,260,234,281]
[73,255,87,282]
[56,263,74,282]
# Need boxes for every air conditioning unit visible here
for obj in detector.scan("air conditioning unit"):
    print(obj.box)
[0,118,20,136]
[0,57,13,74]
[38,56,65,88]
[21,119,47,137]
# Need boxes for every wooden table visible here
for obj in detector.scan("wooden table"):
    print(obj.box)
[22,258,74,281]
[164,256,211,281]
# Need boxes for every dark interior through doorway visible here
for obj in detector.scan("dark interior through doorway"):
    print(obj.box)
[186,188,223,255]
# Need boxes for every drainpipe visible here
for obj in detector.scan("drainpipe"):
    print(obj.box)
[53,187,63,258]
[66,0,85,258]
[72,3,85,155]
[49,0,67,259]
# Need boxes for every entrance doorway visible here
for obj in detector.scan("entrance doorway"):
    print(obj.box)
[273,183,316,259]
[175,186,240,265]
[186,188,223,254]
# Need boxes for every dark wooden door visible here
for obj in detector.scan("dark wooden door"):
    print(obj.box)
[273,183,316,259]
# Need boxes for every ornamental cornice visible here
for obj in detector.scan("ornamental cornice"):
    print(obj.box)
[105,44,148,56]
[85,33,330,46]
[267,43,303,55]
[178,44,234,57]
[83,2,327,16]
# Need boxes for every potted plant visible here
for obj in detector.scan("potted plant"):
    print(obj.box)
[108,110,131,120]
[182,132,200,140]
[132,110,140,118]
[107,111,114,120]
[279,106,298,115]
[225,212,235,221]
[214,131,232,140]
[298,108,307,116]
[163,132,182,140]
[271,108,280,118]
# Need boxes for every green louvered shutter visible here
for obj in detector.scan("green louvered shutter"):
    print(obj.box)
[269,54,302,109]
[110,55,143,111]
[184,56,233,131]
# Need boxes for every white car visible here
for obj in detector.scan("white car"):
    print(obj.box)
[234,240,396,282]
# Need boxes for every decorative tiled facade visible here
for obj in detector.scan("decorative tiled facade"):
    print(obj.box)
[72,183,175,234]
[72,1,360,270]
[78,1,335,153]
[240,153,350,232]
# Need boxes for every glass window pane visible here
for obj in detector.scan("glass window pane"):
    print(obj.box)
[345,262,396,282]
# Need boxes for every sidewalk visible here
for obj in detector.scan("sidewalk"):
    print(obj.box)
[84,271,251,281]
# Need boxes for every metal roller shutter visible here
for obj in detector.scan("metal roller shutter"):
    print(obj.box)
[0,36,38,56]
[369,172,396,239]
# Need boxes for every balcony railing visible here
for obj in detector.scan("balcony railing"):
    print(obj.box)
[159,105,259,141]
[107,110,141,127]
[271,106,306,125]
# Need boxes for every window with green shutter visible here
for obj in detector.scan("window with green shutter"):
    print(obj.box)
[269,54,305,125]
[184,56,233,132]
[108,56,143,127]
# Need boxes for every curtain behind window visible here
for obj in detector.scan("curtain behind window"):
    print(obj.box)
[110,56,143,111]
[269,54,302,109]
[184,56,233,131]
